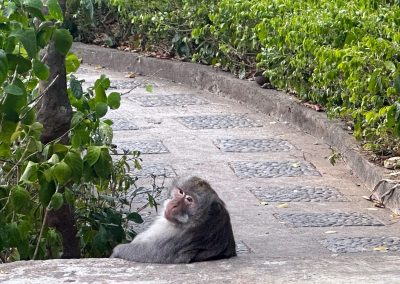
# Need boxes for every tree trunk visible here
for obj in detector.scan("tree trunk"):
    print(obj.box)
[36,42,80,259]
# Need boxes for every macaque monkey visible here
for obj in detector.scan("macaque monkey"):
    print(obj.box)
[111,176,236,263]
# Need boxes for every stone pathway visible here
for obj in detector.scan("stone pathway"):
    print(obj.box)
[1,64,400,283]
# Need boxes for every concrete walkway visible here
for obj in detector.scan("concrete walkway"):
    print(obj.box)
[1,64,400,283]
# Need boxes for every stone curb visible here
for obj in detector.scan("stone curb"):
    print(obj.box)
[72,42,399,214]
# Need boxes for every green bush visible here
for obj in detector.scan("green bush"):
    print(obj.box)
[104,0,400,155]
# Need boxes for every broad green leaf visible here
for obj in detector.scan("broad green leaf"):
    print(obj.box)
[85,146,101,166]
[37,27,54,48]
[69,76,83,99]
[93,149,112,178]
[95,102,108,117]
[32,59,49,80]
[52,161,72,185]
[64,188,75,204]
[47,0,63,21]
[38,177,56,206]
[65,53,80,73]
[126,212,143,224]
[0,49,8,85]
[94,75,110,102]
[4,84,24,96]
[386,106,396,128]
[50,192,64,210]
[6,54,32,74]
[20,161,38,183]
[64,150,83,179]
[52,29,72,55]
[10,29,37,58]
[48,154,60,164]
[23,0,45,20]
[107,92,121,109]
[11,186,31,213]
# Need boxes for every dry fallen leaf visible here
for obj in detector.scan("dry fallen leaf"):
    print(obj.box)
[292,163,300,168]
[366,208,378,211]
[94,65,103,70]
[373,246,388,252]
[362,195,372,201]
[125,72,136,78]
[325,231,337,234]
[260,201,268,206]
[276,203,289,208]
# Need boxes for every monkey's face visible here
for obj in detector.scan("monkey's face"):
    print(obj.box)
[164,187,197,225]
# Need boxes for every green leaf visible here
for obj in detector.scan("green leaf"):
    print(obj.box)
[52,161,72,185]
[394,75,400,94]
[384,61,396,73]
[65,53,80,73]
[85,146,101,166]
[11,186,31,213]
[10,29,38,58]
[47,0,63,21]
[0,49,8,85]
[20,161,38,183]
[4,84,24,96]
[95,102,108,118]
[32,59,49,80]
[50,192,64,210]
[126,212,143,224]
[64,150,83,179]
[145,84,153,92]
[64,188,75,205]
[107,92,121,109]
[94,75,109,102]
[23,0,45,20]
[6,54,32,74]
[69,76,83,99]
[38,178,56,206]
[52,29,73,55]
[93,149,112,178]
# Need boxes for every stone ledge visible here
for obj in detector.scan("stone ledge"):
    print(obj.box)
[71,43,399,214]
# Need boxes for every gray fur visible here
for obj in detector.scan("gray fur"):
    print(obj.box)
[111,176,236,263]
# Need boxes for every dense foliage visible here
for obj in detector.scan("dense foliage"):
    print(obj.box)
[0,0,146,262]
[104,0,400,157]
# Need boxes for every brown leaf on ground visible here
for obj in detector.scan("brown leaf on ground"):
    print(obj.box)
[303,102,324,112]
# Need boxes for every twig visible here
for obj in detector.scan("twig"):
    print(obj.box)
[120,69,162,96]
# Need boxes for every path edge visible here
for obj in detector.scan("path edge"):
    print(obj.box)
[72,42,399,213]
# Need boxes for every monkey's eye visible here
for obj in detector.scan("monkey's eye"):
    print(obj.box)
[178,188,184,195]
[186,196,193,203]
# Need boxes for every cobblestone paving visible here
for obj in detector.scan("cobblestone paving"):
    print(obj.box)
[115,140,169,154]
[130,163,177,177]
[250,185,347,202]
[177,114,262,129]
[130,94,208,107]
[230,161,321,178]
[274,212,383,227]
[106,117,139,131]
[214,138,293,152]
[321,237,400,253]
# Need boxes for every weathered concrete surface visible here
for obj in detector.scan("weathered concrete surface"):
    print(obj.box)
[2,61,400,283]
[71,43,400,214]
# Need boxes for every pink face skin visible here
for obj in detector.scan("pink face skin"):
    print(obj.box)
[164,187,195,224]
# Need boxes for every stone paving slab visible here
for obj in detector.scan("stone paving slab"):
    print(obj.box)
[321,237,400,253]
[250,185,348,202]
[105,117,139,131]
[213,138,294,152]
[130,94,208,107]
[230,161,321,178]
[274,212,384,227]
[130,163,177,177]
[177,114,262,129]
[115,140,169,154]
